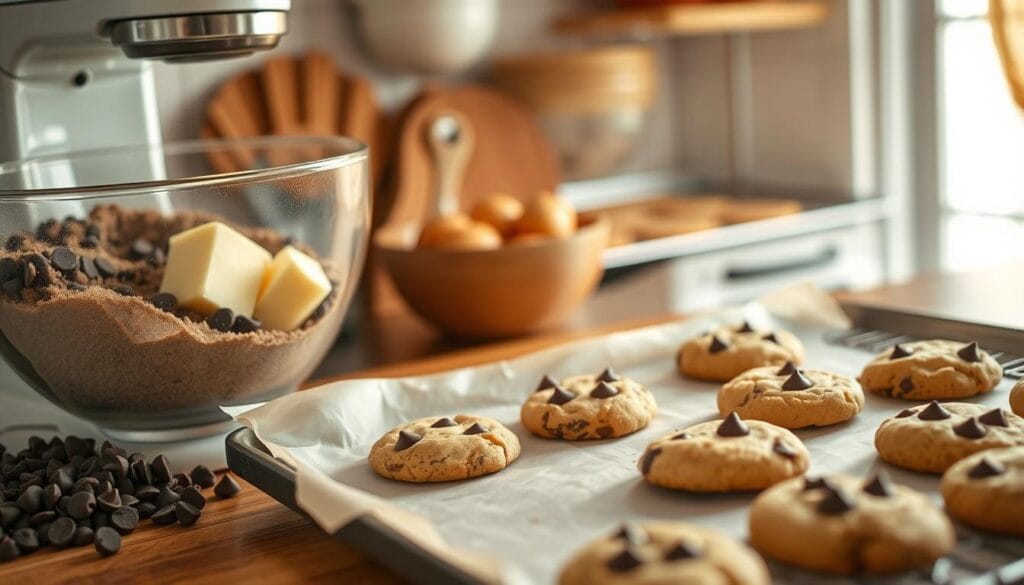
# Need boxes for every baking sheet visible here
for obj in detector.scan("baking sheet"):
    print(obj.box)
[225,287,1022,584]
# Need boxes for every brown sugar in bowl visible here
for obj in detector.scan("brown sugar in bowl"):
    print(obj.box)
[375,213,609,339]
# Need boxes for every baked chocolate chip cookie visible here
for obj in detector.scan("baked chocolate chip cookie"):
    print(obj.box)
[368,414,521,482]
[559,522,771,585]
[520,369,657,440]
[874,402,1024,473]
[677,322,804,382]
[638,413,809,492]
[1012,378,1024,416]
[717,363,864,428]
[940,446,1024,536]
[749,473,955,574]
[858,340,1002,400]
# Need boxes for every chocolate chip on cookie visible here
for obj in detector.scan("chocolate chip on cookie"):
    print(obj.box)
[895,407,918,418]
[612,524,648,545]
[978,408,1008,427]
[953,417,987,439]
[803,476,831,491]
[462,423,487,435]
[817,485,855,515]
[773,440,798,459]
[957,341,981,362]
[709,335,728,354]
[607,547,643,572]
[967,457,1005,479]
[547,386,576,405]
[664,541,702,560]
[590,382,619,399]
[862,472,893,497]
[898,376,914,394]
[597,368,620,383]
[890,344,913,359]
[536,375,559,392]
[776,361,796,375]
[640,448,661,475]
[917,401,952,421]
[737,321,755,333]
[781,370,813,391]
[430,417,458,428]
[717,412,750,437]
[394,430,422,452]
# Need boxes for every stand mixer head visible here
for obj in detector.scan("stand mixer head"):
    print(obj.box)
[0,0,290,162]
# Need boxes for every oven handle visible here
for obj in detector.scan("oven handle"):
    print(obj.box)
[725,246,839,281]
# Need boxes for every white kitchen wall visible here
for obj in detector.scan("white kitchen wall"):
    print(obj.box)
[151,0,679,176]
[153,0,859,197]
[670,0,866,197]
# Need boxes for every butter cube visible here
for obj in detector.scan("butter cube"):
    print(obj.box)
[159,222,271,317]
[254,246,331,331]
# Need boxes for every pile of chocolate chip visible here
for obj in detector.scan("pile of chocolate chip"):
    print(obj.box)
[0,435,241,562]
[1,214,168,302]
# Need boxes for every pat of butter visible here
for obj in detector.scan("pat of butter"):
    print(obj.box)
[254,246,331,332]
[159,222,271,317]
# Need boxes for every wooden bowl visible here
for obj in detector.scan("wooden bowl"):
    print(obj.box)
[374,214,609,338]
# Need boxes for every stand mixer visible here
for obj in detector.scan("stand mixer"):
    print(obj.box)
[0,0,289,161]
[0,0,293,463]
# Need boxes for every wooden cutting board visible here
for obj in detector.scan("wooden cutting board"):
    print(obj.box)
[379,85,560,228]
[203,51,386,185]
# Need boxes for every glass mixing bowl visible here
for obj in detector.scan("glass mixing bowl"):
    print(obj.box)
[0,136,369,440]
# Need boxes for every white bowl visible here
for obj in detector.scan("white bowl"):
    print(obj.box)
[350,0,499,75]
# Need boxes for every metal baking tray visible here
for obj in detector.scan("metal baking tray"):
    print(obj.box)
[225,427,481,585]
[227,316,1024,584]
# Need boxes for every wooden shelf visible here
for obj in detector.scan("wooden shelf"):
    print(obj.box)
[554,1,829,39]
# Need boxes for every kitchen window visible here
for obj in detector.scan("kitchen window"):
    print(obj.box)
[936,0,1024,271]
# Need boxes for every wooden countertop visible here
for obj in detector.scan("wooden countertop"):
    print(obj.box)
[5,262,1014,584]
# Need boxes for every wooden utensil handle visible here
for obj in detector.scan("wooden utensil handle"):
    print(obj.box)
[426,112,475,217]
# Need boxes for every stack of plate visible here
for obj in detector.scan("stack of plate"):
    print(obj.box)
[493,46,657,180]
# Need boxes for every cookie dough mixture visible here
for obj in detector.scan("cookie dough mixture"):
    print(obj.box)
[520,369,657,440]
[1012,378,1024,416]
[369,414,521,482]
[874,402,1024,473]
[749,474,955,574]
[717,364,864,428]
[0,205,344,412]
[639,413,809,492]
[940,446,1024,537]
[858,340,1002,400]
[559,522,771,585]
[677,323,804,382]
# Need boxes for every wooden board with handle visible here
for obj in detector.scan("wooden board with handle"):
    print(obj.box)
[381,85,560,228]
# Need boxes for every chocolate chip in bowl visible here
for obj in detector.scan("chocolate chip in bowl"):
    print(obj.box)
[0,136,370,437]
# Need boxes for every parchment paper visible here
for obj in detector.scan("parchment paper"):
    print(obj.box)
[225,286,1020,584]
